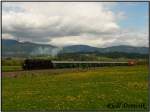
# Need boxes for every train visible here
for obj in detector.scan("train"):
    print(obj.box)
[22,59,137,70]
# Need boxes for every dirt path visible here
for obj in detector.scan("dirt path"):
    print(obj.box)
[2,68,92,77]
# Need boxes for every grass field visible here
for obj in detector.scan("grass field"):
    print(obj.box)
[2,65,148,111]
[2,66,22,72]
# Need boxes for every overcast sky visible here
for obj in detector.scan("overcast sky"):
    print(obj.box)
[2,2,148,47]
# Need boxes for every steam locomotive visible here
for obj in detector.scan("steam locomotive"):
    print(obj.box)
[22,59,137,70]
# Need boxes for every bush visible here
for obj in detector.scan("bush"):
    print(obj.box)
[2,58,24,66]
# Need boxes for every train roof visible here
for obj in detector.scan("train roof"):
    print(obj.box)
[24,59,129,64]
[51,61,128,64]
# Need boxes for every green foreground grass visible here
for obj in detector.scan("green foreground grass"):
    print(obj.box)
[2,65,148,111]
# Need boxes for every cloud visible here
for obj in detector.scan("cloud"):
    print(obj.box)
[2,2,148,47]
[49,29,148,47]
[109,29,149,47]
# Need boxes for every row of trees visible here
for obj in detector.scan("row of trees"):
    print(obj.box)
[56,52,148,61]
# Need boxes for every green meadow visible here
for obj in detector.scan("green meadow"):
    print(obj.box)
[2,66,22,72]
[2,65,148,111]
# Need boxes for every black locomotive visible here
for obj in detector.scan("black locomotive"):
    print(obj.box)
[23,59,53,70]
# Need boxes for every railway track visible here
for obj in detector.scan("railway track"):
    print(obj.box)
[2,67,99,77]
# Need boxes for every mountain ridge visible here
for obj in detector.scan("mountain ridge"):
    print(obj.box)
[2,39,149,57]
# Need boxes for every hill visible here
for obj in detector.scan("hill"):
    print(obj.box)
[2,39,149,57]
[62,45,148,54]
[2,39,56,57]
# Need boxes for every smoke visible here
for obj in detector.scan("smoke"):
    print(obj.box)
[31,47,62,57]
